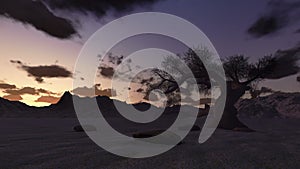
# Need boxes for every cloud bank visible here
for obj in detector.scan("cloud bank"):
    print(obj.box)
[35,95,60,104]
[3,94,23,101]
[0,0,164,39]
[72,84,116,97]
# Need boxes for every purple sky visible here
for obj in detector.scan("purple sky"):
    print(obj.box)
[0,0,299,106]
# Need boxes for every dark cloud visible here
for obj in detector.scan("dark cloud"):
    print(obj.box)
[248,0,300,38]
[248,16,284,37]
[3,94,23,101]
[72,85,116,97]
[35,95,60,104]
[4,87,39,95]
[37,88,51,94]
[0,83,16,89]
[37,88,59,95]
[265,45,300,79]
[106,53,124,65]
[11,60,72,83]
[0,0,77,39]
[98,66,115,78]
[45,0,163,18]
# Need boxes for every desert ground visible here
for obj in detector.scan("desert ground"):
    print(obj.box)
[0,117,299,169]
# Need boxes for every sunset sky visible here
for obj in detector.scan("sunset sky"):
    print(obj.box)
[0,0,299,106]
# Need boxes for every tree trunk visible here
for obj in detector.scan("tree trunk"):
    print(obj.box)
[217,82,253,131]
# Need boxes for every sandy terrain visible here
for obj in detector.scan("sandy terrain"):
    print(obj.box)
[0,117,299,169]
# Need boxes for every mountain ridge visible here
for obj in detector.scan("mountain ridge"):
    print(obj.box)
[0,91,299,118]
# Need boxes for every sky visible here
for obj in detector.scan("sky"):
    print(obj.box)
[0,0,299,106]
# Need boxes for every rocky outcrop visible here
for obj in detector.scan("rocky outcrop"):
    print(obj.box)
[236,92,300,118]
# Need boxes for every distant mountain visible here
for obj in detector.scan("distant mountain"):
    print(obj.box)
[0,91,299,118]
[0,91,201,118]
[236,92,300,118]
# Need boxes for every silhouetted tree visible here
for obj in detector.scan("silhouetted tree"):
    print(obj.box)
[137,46,299,131]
